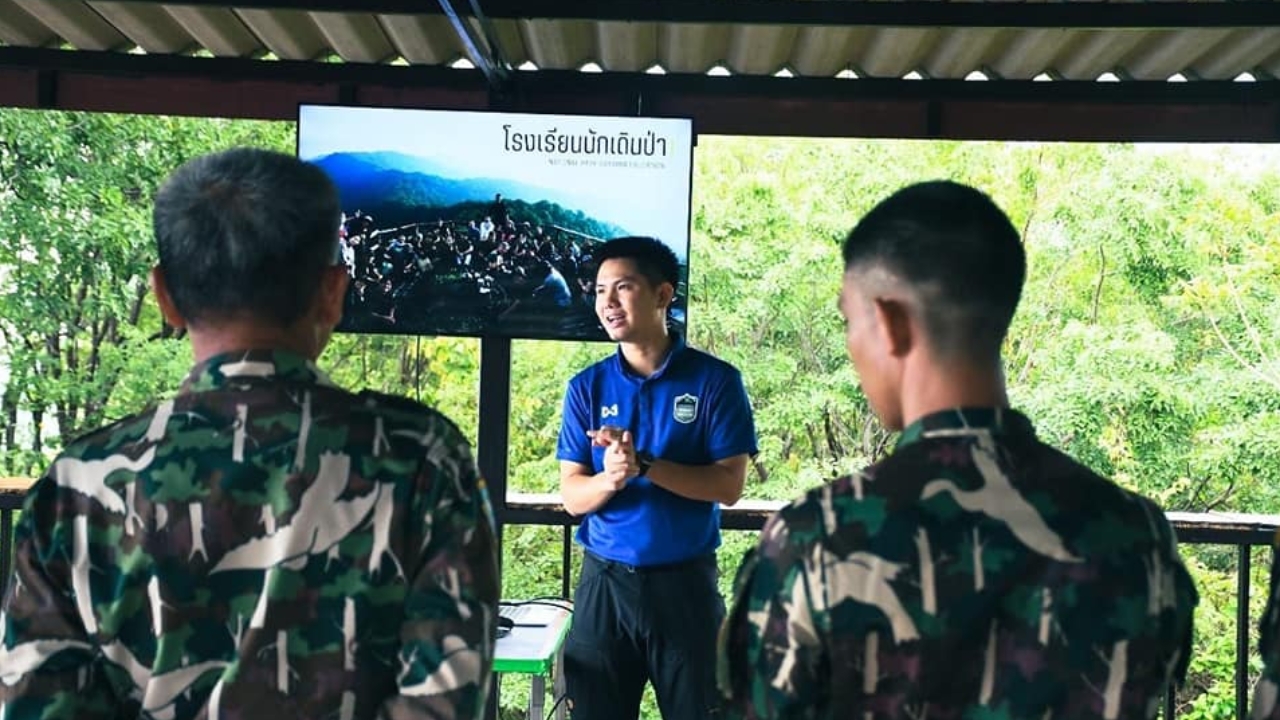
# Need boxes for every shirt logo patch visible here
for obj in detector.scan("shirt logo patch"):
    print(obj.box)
[673,394,699,424]
[601,404,619,419]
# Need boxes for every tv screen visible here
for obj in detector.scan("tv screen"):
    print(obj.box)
[296,104,695,341]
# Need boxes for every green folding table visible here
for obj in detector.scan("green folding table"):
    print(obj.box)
[494,603,572,720]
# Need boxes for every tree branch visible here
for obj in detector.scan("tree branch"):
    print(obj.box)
[751,457,769,484]
[70,280,90,333]
[89,318,107,382]
[45,332,62,379]
[1014,323,1044,387]
[1223,267,1274,370]
[804,422,820,459]
[2,389,17,453]
[1019,149,1044,241]
[1091,245,1106,325]
[31,408,43,453]
[1206,313,1280,391]
[823,405,844,459]
[1201,477,1237,513]
[128,281,147,328]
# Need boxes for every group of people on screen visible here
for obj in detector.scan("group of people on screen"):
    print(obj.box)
[0,146,1276,720]
[338,202,595,330]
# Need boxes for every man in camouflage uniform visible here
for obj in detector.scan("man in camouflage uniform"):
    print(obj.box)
[0,148,499,720]
[1253,539,1280,719]
[718,180,1197,719]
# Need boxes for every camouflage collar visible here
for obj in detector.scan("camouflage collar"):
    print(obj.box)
[179,349,338,394]
[895,407,1034,450]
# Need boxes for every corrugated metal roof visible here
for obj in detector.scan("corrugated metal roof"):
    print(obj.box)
[1,1,1279,81]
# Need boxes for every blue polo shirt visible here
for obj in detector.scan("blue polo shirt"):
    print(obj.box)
[557,335,758,566]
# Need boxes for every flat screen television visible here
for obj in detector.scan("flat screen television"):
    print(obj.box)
[296,104,695,341]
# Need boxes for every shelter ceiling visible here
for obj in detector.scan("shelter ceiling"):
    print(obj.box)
[2,1,1280,81]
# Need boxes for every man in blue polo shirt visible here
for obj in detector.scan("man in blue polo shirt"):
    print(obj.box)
[557,236,758,720]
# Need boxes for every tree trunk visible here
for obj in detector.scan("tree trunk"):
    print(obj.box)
[31,408,43,453]
[804,423,820,459]
[128,282,147,327]
[56,400,75,447]
[823,406,843,460]
[2,385,16,452]
[399,343,422,388]
[752,457,769,484]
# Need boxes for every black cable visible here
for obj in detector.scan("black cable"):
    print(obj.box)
[434,0,509,87]
[466,0,512,77]
[544,693,569,720]
[500,598,573,614]
[519,594,573,605]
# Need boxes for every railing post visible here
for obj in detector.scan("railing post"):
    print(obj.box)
[562,524,572,600]
[507,502,1280,719]
[477,336,512,720]
[1,506,12,599]
[477,336,512,535]
[1238,543,1253,720]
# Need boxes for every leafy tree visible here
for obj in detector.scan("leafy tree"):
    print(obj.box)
[5,110,1280,719]
[0,112,295,474]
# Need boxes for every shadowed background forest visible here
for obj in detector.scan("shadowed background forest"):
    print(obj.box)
[2,109,1278,718]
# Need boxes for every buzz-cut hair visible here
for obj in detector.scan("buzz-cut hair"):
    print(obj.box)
[842,180,1026,360]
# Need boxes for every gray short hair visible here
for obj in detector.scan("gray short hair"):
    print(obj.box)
[153,147,341,327]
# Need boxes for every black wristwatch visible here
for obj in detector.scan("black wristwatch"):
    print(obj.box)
[637,450,656,477]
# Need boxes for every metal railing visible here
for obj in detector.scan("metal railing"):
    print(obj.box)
[1,484,1275,719]
[1,480,23,596]
[504,493,1279,720]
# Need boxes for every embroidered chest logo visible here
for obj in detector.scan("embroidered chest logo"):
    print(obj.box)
[673,394,699,424]
[601,404,619,419]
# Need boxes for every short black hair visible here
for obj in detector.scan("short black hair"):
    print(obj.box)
[842,180,1025,359]
[594,236,679,289]
[153,147,341,328]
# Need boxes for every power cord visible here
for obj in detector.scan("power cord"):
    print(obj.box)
[544,693,569,720]
[500,597,574,614]
[496,598,571,639]
[495,598,573,719]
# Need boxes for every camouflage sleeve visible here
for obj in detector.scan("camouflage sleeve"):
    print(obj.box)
[1254,537,1280,719]
[0,474,127,719]
[718,511,825,720]
[376,425,500,720]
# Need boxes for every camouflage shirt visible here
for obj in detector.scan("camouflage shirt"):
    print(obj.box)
[719,407,1197,720]
[1253,541,1280,719]
[0,349,499,720]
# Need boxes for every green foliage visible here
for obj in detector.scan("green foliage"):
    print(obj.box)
[3,110,1280,719]
[1175,549,1270,720]
[0,110,294,474]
